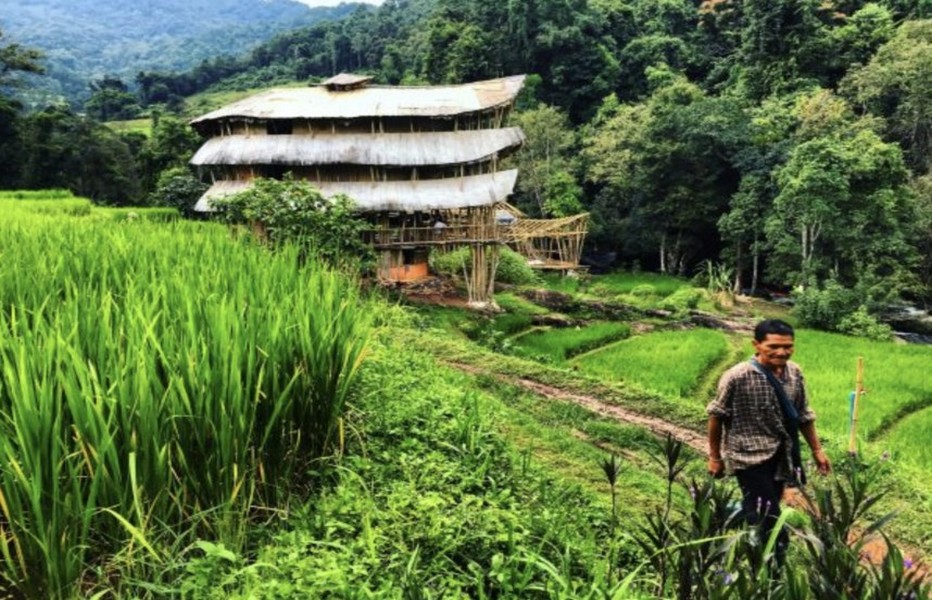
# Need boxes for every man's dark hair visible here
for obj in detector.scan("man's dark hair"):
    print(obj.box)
[754,319,795,341]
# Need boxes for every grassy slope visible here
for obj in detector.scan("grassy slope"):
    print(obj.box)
[181,331,679,596]
[408,287,932,556]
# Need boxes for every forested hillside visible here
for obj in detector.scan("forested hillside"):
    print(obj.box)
[2,0,932,333]
[0,0,362,105]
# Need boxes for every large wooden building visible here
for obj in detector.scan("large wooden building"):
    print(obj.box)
[190,74,527,305]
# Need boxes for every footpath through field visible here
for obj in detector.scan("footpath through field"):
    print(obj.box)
[449,361,707,453]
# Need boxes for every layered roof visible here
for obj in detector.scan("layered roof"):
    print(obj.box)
[321,73,373,88]
[194,169,519,213]
[190,128,525,167]
[190,75,526,125]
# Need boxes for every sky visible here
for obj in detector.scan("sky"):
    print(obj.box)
[296,0,384,6]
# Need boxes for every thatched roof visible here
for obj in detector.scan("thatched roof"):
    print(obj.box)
[190,128,525,167]
[194,170,519,213]
[190,75,526,125]
[322,73,373,88]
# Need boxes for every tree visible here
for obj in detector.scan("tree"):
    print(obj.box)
[0,29,43,187]
[843,19,932,173]
[19,105,142,204]
[85,76,141,121]
[583,78,745,273]
[150,167,208,216]
[509,105,579,217]
[138,113,203,194]
[734,0,832,101]
[767,127,920,300]
[0,29,43,90]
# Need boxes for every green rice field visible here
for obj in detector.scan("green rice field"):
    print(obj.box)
[793,329,932,445]
[571,328,729,398]
[511,322,631,362]
[883,405,932,471]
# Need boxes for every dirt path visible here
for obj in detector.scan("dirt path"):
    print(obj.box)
[473,366,707,453]
[447,360,930,581]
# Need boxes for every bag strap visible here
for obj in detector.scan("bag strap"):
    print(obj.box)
[750,359,805,485]
[750,359,799,426]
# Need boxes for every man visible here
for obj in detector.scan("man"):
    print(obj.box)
[707,319,831,561]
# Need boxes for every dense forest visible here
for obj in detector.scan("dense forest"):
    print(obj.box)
[0,0,360,105]
[2,0,932,334]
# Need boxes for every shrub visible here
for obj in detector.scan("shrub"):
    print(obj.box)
[660,287,702,313]
[431,247,541,286]
[496,248,542,285]
[793,280,859,330]
[794,281,894,339]
[837,306,893,341]
[213,176,373,269]
[149,167,208,216]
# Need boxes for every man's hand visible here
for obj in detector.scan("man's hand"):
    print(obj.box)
[708,457,725,479]
[813,449,831,476]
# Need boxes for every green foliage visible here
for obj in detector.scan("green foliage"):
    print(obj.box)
[543,271,688,298]
[632,439,929,599]
[138,113,203,194]
[844,18,932,172]
[792,279,860,330]
[85,76,140,121]
[0,28,44,90]
[583,81,746,274]
[496,248,543,286]
[214,176,373,270]
[836,305,893,341]
[768,122,919,292]
[508,105,580,217]
[16,105,143,204]
[660,286,703,314]
[175,341,624,598]
[148,167,208,216]
[431,247,541,286]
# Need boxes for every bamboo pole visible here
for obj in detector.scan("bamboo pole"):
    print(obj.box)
[848,357,865,455]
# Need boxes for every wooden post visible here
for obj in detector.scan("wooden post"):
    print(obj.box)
[848,357,865,456]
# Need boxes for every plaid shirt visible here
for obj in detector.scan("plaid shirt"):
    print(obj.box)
[707,360,816,478]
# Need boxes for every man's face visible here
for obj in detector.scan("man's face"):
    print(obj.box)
[753,333,795,369]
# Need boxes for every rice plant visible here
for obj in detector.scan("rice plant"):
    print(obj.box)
[0,201,371,597]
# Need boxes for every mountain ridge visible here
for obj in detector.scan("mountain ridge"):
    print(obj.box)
[0,0,366,105]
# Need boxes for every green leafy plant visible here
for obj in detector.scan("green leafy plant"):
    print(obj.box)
[214,175,373,269]
[431,246,542,286]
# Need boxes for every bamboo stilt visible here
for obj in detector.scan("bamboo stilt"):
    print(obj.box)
[848,357,865,455]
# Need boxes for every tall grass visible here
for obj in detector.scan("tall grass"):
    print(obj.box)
[0,204,370,597]
[572,329,728,398]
